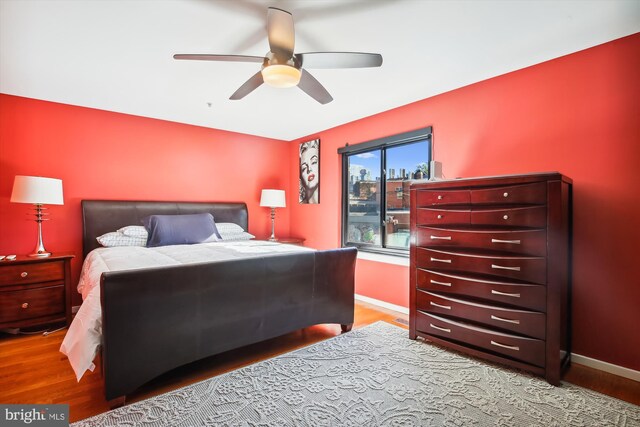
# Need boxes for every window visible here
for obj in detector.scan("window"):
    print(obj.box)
[338,127,432,256]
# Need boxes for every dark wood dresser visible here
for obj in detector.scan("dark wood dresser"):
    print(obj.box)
[0,254,74,329]
[409,172,572,385]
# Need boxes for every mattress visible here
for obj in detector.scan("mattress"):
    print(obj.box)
[60,240,312,381]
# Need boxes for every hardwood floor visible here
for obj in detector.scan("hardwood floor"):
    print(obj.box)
[1,301,638,423]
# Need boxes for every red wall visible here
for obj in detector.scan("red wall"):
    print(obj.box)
[0,95,291,305]
[288,33,640,370]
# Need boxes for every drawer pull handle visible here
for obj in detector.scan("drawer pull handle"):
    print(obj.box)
[430,279,452,287]
[491,238,521,245]
[437,195,443,200]
[503,214,509,220]
[430,301,451,310]
[21,303,29,309]
[430,235,452,240]
[491,340,520,351]
[21,272,28,278]
[431,257,452,263]
[491,290,521,298]
[430,323,451,333]
[503,192,509,198]
[491,315,520,325]
[491,264,521,271]
[437,214,443,219]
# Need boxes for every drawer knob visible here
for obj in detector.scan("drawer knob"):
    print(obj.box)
[21,302,29,309]
[21,272,28,278]
[437,195,443,200]
[437,214,443,219]
[503,192,509,198]
[503,214,509,220]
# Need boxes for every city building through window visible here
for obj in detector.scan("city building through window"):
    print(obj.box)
[338,127,432,255]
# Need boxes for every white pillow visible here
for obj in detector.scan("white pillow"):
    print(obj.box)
[97,232,147,247]
[215,223,246,234]
[118,225,148,238]
[219,231,255,241]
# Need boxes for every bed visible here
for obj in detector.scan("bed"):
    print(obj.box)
[62,200,357,406]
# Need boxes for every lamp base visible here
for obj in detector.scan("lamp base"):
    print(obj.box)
[28,251,51,257]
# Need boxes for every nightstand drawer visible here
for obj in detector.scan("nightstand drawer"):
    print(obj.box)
[0,261,65,286]
[0,285,64,322]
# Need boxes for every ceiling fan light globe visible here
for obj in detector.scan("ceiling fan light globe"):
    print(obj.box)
[261,64,301,88]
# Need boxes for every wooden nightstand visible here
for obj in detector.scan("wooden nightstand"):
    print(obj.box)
[0,254,74,329]
[275,237,306,245]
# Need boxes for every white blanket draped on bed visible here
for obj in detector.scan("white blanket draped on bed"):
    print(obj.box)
[60,241,312,381]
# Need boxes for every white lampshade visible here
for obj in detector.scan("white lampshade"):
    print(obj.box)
[11,175,64,205]
[260,189,286,208]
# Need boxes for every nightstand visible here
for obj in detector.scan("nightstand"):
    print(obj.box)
[0,254,74,329]
[275,237,306,245]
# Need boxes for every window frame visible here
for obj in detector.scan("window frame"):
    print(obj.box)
[338,126,433,257]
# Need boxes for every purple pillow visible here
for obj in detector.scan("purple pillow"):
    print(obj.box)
[141,213,221,248]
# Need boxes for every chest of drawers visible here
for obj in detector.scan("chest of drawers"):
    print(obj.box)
[409,173,571,385]
[0,254,74,329]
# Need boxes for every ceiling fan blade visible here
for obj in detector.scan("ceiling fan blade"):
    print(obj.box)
[298,70,333,105]
[297,52,383,69]
[230,71,264,100]
[173,54,264,63]
[267,7,295,58]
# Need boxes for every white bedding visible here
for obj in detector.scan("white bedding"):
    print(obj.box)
[60,240,312,381]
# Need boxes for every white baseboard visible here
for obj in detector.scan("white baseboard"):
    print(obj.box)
[572,353,640,382]
[355,294,409,315]
[355,294,639,383]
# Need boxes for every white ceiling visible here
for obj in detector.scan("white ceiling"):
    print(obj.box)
[1,0,638,141]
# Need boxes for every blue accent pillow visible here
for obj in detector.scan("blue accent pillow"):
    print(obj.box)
[141,213,222,247]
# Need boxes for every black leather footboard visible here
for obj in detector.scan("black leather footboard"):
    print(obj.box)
[100,247,356,401]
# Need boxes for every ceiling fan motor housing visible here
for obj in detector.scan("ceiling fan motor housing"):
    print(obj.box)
[262,51,301,71]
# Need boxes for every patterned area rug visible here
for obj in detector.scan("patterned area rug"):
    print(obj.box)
[74,322,640,426]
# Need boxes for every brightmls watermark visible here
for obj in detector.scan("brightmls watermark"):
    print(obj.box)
[1,405,68,426]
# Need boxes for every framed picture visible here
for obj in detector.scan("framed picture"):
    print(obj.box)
[299,139,320,204]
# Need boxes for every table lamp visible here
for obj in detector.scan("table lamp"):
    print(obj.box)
[10,175,64,257]
[260,189,286,241]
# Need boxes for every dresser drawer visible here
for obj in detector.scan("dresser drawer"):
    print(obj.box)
[417,189,470,207]
[417,248,547,284]
[416,311,545,367]
[416,227,547,257]
[0,285,64,323]
[0,261,65,287]
[417,269,547,312]
[416,290,545,339]
[471,182,546,205]
[416,208,471,226]
[471,206,547,228]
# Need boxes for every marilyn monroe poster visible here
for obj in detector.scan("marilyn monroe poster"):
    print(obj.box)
[299,139,320,204]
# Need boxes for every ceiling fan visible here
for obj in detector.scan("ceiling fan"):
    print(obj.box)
[173,7,383,104]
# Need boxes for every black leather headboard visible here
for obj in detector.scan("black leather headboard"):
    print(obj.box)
[82,200,248,258]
